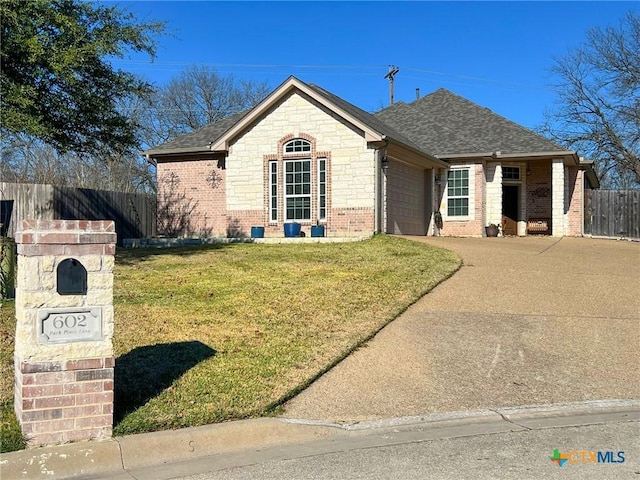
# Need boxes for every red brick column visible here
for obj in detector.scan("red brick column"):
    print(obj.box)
[14,220,116,446]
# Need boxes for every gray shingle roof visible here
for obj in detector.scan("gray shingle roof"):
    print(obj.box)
[147,82,568,160]
[305,84,426,153]
[375,88,567,156]
[146,78,436,158]
[146,111,248,154]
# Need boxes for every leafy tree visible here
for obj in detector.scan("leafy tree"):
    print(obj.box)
[141,66,270,147]
[0,0,164,155]
[542,11,639,188]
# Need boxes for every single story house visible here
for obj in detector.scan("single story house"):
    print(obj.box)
[145,76,599,238]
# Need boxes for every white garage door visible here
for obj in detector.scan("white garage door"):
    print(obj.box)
[386,161,426,235]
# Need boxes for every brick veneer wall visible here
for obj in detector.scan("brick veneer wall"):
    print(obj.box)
[14,220,116,446]
[439,162,485,237]
[14,358,114,445]
[157,159,227,237]
[526,160,552,220]
[566,167,584,236]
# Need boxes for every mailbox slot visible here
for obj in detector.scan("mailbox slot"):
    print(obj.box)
[57,258,87,295]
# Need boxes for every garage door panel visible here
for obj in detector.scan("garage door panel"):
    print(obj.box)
[386,162,426,235]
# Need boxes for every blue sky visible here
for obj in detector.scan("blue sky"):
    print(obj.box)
[110,1,636,130]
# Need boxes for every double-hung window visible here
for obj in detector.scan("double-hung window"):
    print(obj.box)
[285,160,311,220]
[447,168,469,217]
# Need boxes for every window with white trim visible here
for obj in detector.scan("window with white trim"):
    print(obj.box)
[285,159,311,220]
[284,139,311,154]
[447,168,469,217]
[269,161,278,222]
[318,158,326,221]
[502,166,521,181]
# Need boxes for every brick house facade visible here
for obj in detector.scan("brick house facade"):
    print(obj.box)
[146,77,598,239]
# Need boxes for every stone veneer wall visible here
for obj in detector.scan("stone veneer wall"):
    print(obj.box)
[155,93,377,238]
[14,220,115,446]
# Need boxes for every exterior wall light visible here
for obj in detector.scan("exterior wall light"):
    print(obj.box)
[381,154,390,171]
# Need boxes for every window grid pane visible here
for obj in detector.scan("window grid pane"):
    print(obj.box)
[447,169,470,217]
[269,161,278,222]
[502,166,520,180]
[318,158,326,221]
[285,159,311,221]
[284,139,311,153]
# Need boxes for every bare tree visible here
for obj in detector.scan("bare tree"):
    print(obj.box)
[541,11,639,188]
[142,66,270,146]
[0,132,155,193]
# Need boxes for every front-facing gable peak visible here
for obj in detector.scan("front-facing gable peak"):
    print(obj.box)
[209,76,388,151]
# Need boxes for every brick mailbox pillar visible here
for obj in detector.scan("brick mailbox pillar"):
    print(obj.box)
[14,220,116,446]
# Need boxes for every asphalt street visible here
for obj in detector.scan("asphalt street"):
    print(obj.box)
[173,422,639,480]
[87,405,639,480]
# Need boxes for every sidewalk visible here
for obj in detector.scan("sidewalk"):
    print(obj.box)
[1,400,638,479]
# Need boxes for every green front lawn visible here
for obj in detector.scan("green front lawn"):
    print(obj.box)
[0,235,460,450]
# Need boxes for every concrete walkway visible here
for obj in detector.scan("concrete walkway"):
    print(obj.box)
[282,236,640,422]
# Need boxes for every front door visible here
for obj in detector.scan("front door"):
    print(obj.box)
[502,185,519,236]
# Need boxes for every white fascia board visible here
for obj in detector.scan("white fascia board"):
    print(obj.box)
[435,152,495,159]
[210,77,384,151]
[437,151,579,163]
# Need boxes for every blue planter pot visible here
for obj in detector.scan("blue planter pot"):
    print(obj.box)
[250,226,264,238]
[310,225,325,237]
[283,222,301,238]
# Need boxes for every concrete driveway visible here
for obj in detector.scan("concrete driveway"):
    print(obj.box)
[282,236,640,422]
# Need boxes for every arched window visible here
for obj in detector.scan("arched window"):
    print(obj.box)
[283,139,311,154]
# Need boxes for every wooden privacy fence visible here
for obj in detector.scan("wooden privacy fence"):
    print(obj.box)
[1,183,156,244]
[584,190,640,239]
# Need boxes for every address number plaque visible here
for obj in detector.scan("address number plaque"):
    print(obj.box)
[38,307,102,344]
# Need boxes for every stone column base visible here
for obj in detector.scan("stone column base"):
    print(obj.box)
[14,357,114,446]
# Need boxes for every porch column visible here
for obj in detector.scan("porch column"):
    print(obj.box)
[551,158,565,237]
[486,162,502,227]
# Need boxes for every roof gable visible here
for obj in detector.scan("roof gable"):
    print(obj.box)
[145,77,446,167]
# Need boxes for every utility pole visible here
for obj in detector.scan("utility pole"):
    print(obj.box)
[384,65,399,105]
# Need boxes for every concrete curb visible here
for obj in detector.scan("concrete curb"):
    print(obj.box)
[1,399,638,480]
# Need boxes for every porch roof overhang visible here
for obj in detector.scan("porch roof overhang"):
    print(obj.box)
[435,150,600,188]
[436,150,580,162]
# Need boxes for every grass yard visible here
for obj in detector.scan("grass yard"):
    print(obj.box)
[0,235,459,450]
